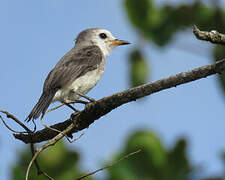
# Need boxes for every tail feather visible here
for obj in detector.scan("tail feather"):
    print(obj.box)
[25,89,58,122]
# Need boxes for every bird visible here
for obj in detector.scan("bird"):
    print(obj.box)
[25,28,130,122]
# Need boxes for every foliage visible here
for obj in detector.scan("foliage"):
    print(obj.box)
[11,131,225,180]
[12,141,93,180]
[107,130,193,180]
[125,0,225,96]
[129,49,148,87]
[125,0,225,46]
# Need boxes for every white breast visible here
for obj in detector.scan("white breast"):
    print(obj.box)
[53,59,106,102]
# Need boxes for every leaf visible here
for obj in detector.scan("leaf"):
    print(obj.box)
[124,0,225,46]
[129,49,148,87]
[107,130,167,180]
[166,139,192,180]
[124,0,153,31]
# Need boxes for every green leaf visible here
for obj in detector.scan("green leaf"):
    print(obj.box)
[124,0,225,46]
[107,130,167,180]
[124,0,153,31]
[107,130,195,180]
[129,49,148,87]
[166,139,192,180]
[125,130,166,169]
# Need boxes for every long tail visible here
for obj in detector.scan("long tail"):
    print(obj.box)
[25,89,58,122]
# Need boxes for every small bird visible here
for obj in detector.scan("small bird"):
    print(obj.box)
[25,28,130,122]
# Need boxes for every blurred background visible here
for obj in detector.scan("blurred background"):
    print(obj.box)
[1,0,225,179]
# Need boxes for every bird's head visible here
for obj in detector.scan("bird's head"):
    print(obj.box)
[75,28,130,57]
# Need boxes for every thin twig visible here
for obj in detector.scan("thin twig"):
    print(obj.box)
[41,172,54,180]
[67,132,85,143]
[41,118,62,134]
[0,114,23,133]
[0,110,31,133]
[46,103,65,114]
[41,116,82,143]
[26,148,41,180]
[30,144,54,179]
[76,149,142,180]
[25,122,77,180]
[30,144,42,175]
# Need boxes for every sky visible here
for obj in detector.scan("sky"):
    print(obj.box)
[0,0,225,179]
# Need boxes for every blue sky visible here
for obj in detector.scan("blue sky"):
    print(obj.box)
[0,0,225,179]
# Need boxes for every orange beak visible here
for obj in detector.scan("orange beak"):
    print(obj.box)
[106,39,131,46]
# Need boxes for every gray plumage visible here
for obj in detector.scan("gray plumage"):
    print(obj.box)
[25,28,130,122]
[43,45,103,92]
[25,45,103,122]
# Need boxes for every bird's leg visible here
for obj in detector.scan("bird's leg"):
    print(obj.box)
[63,100,80,112]
[72,99,89,105]
[75,92,96,102]
[64,103,80,112]
[46,99,87,114]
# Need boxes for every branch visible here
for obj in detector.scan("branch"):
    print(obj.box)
[0,110,32,133]
[25,125,75,180]
[14,59,225,144]
[76,149,141,180]
[193,25,225,45]
[30,144,54,179]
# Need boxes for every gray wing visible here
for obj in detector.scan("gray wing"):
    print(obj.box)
[25,45,103,122]
[43,45,103,92]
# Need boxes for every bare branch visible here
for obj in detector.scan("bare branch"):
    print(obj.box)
[193,25,225,45]
[30,144,42,175]
[76,149,141,180]
[0,110,31,133]
[0,114,22,133]
[14,59,225,144]
[25,123,76,180]
[30,144,54,179]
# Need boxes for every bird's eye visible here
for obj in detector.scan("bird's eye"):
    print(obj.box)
[99,33,107,39]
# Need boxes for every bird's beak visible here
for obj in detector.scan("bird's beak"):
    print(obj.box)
[106,39,131,46]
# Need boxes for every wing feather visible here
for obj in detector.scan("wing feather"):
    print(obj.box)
[25,45,103,121]
[43,45,103,92]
